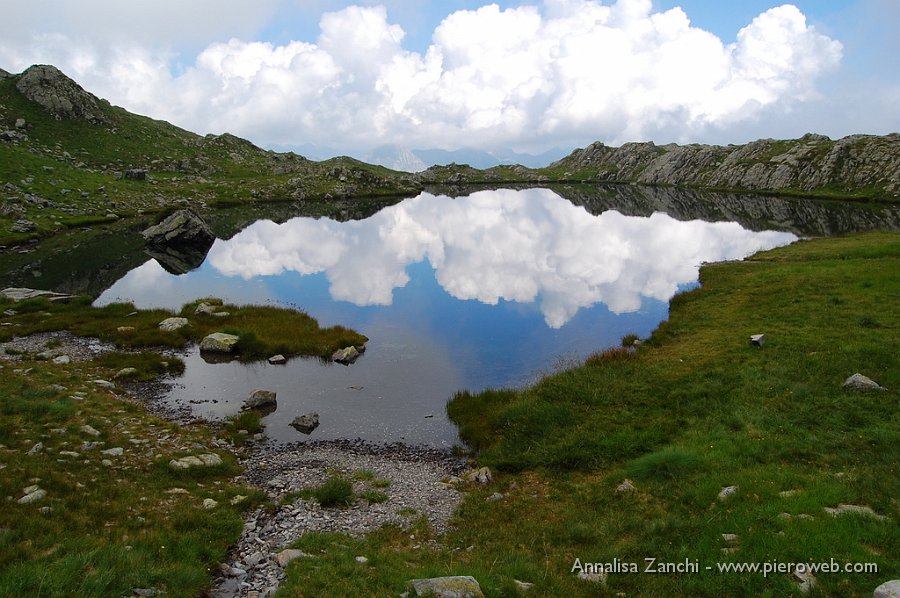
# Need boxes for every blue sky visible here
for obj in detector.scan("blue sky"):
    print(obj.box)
[2,1,897,156]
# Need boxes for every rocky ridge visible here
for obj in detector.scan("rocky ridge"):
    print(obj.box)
[551,133,900,197]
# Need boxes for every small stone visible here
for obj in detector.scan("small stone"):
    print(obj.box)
[114,367,138,379]
[203,498,218,509]
[275,548,310,567]
[100,447,124,456]
[131,589,159,597]
[779,489,799,498]
[58,451,80,458]
[101,459,113,466]
[842,373,885,391]
[331,346,360,364]
[718,485,738,500]
[462,467,492,485]
[268,354,286,365]
[486,492,504,502]
[823,503,886,520]
[721,533,739,543]
[158,317,188,332]
[117,326,135,334]
[616,479,636,493]
[18,488,46,504]
[750,334,766,347]
[194,302,218,315]
[290,413,319,434]
[27,442,43,455]
[513,580,534,593]
[874,580,900,598]
[93,379,115,388]
[80,424,101,437]
[52,355,70,365]
[794,566,817,594]
[355,556,368,564]
[576,571,607,585]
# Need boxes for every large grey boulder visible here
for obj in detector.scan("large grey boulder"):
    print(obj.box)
[200,332,240,353]
[874,580,900,598]
[15,65,110,124]
[407,576,484,597]
[843,373,886,391]
[142,210,215,273]
[290,413,319,434]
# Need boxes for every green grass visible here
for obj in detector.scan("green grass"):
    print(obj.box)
[271,232,899,597]
[305,477,355,508]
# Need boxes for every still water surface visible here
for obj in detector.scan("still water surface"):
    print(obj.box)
[96,187,800,446]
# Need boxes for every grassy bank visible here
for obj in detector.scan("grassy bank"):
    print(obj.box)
[273,232,898,597]
[0,297,369,596]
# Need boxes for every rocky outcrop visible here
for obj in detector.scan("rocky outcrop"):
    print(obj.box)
[15,65,111,125]
[552,134,900,198]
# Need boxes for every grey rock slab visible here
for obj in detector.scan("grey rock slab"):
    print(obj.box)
[18,488,47,504]
[158,317,189,332]
[408,576,485,598]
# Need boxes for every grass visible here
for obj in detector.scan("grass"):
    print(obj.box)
[270,232,899,597]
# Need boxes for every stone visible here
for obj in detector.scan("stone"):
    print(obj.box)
[0,287,75,303]
[874,580,900,598]
[408,576,485,598]
[142,209,214,250]
[750,334,766,347]
[268,354,286,365]
[823,503,886,520]
[721,533,739,543]
[332,346,360,364]
[842,373,885,391]
[114,367,138,379]
[158,317,188,332]
[355,556,368,564]
[15,118,26,129]
[794,566,817,594]
[80,424,101,437]
[194,302,218,315]
[462,467,492,485]
[131,589,160,597]
[93,379,115,388]
[245,389,277,409]
[117,326,135,334]
[718,485,738,500]
[290,413,319,434]
[616,479,636,493]
[18,488,47,504]
[203,498,218,509]
[28,442,43,455]
[576,571,608,585]
[11,218,36,233]
[486,492,503,502]
[125,169,147,181]
[513,580,534,593]
[275,548,310,567]
[52,355,70,365]
[101,447,124,456]
[169,453,222,470]
[200,332,240,353]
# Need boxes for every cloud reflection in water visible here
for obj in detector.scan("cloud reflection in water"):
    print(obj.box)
[206,188,796,328]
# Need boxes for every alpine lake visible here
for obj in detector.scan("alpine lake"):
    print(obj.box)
[4,184,898,448]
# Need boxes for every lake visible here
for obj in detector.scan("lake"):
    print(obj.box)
[9,185,898,447]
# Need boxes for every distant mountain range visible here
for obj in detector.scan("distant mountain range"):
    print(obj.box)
[280,143,571,172]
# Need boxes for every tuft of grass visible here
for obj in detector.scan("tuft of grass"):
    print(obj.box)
[625,447,703,481]
[305,477,355,508]
[359,490,389,504]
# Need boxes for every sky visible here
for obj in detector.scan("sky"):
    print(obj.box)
[2,0,898,157]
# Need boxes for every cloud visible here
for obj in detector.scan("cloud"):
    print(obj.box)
[202,188,796,327]
[0,1,845,151]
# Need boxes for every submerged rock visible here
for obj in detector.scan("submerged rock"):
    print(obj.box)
[332,346,360,364]
[290,413,319,434]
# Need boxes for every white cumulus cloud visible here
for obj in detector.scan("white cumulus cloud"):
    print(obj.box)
[0,1,843,152]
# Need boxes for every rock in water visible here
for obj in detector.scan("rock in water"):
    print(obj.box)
[142,209,215,274]
[245,389,277,409]
[332,346,360,364]
[200,332,240,353]
[290,413,319,434]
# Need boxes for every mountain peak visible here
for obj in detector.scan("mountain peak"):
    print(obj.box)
[14,64,111,125]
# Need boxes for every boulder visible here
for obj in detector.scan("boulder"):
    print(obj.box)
[275,548,310,567]
[332,346,360,364]
[842,373,885,391]
[125,169,147,181]
[158,317,188,332]
[749,334,766,347]
[290,413,319,434]
[141,210,215,273]
[169,453,222,470]
[462,467,492,485]
[874,580,900,598]
[268,354,287,364]
[1,287,75,303]
[245,389,277,409]
[407,576,485,598]
[200,332,239,353]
